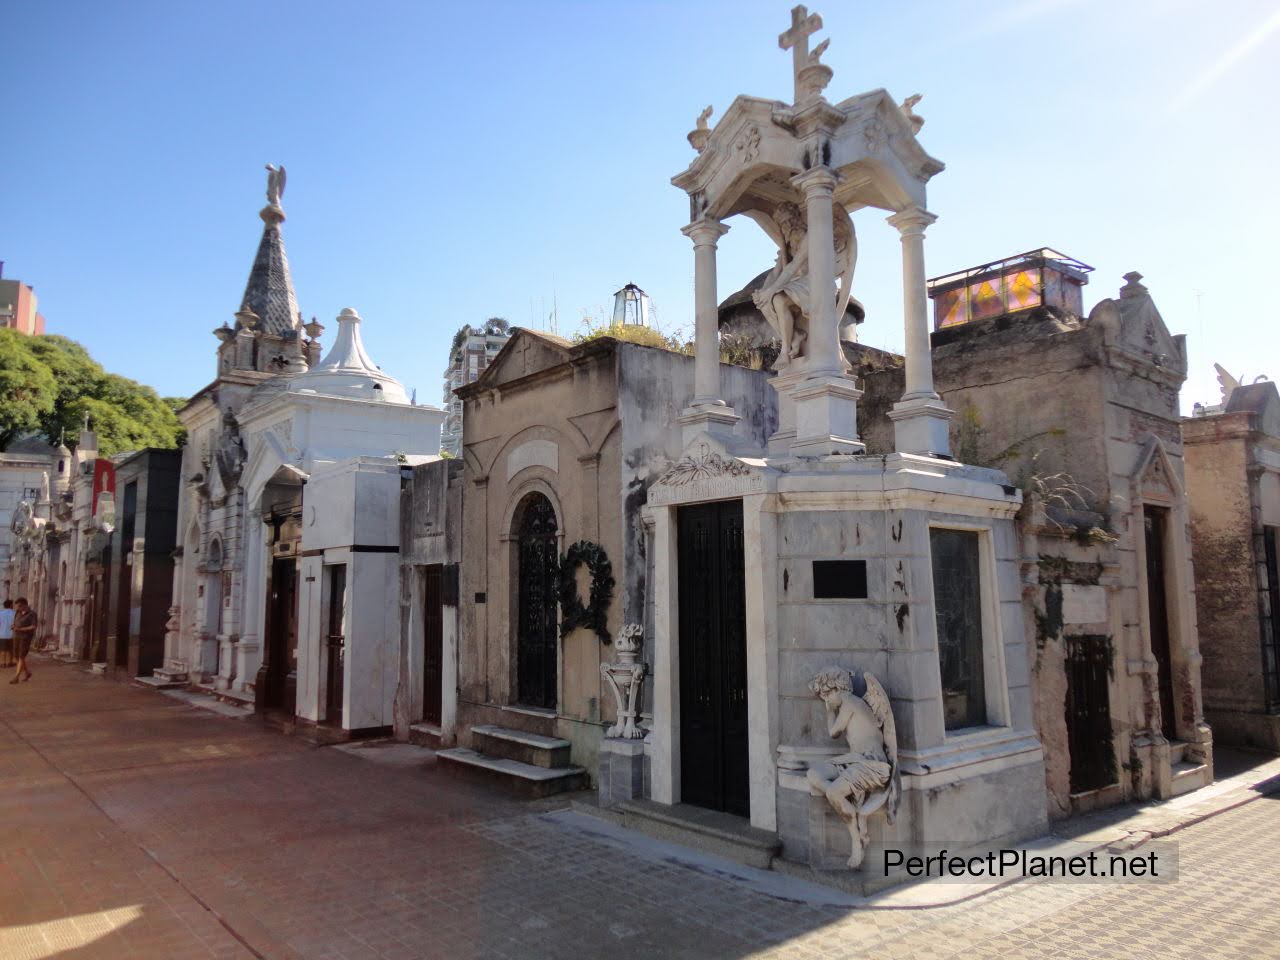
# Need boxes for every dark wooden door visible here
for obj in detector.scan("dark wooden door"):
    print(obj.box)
[1144,508,1177,740]
[678,499,749,817]
[1066,634,1115,792]
[1263,527,1280,708]
[266,558,298,712]
[516,495,559,710]
[324,564,346,726]
[422,565,444,725]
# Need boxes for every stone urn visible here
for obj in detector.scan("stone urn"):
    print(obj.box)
[601,623,647,739]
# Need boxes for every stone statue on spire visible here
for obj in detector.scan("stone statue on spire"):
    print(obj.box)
[265,164,287,206]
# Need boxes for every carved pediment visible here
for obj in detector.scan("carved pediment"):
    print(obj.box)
[1089,273,1186,377]
[471,329,574,391]
[649,437,768,506]
[1133,435,1184,504]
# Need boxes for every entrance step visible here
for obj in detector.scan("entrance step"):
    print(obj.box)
[1171,760,1211,797]
[470,724,571,769]
[89,662,107,676]
[437,747,588,799]
[409,722,443,749]
[602,799,781,870]
[134,674,187,690]
[1168,741,1187,765]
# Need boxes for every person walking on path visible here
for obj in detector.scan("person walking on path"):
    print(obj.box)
[11,598,36,684]
[0,600,13,669]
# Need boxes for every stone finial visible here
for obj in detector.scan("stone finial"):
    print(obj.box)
[1120,271,1147,299]
[688,105,713,153]
[236,306,261,331]
[900,93,925,133]
[303,315,325,340]
[797,38,833,102]
[213,322,234,343]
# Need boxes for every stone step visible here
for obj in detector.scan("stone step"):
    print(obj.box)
[408,722,443,749]
[436,747,588,799]
[1168,741,1187,765]
[89,662,108,676]
[133,674,187,690]
[1171,761,1210,797]
[602,798,781,870]
[470,724,571,769]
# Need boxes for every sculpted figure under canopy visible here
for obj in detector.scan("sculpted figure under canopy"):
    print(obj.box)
[807,666,900,869]
[751,201,856,366]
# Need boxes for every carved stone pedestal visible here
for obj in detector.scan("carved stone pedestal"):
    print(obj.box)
[598,738,647,807]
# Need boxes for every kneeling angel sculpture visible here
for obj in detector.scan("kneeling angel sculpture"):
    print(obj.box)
[807,666,900,869]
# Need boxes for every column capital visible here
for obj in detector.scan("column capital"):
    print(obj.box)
[887,206,937,237]
[681,218,730,247]
[790,165,840,196]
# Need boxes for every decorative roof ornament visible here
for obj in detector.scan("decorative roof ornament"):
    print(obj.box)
[237,164,301,336]
[900,94,925,133]
[779,5,826,105]
[688,105,713,153]
[290,308,410,404]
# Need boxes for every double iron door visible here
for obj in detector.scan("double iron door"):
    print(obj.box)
[678,500,750,818]
[517,495,559,710]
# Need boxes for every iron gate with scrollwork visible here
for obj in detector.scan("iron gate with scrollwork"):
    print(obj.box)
[1065,633,1116,792]
[516,494,559,709]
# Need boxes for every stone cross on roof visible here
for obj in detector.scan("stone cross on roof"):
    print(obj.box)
[779,4,824,104]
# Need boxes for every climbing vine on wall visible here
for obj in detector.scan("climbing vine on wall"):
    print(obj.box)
[558,540,615,642]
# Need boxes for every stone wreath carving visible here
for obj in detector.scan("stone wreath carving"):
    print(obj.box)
[657,443,752,487]
[558,540,615,642]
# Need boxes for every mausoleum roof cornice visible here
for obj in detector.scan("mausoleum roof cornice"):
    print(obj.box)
[673,88,942,220]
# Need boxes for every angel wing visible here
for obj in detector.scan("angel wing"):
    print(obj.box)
[861,671,900,823]
[834,204,857,327]
[277,165,286,202]
[1214,362,1240,404]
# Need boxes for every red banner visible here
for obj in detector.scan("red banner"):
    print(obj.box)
[92,459,116,516]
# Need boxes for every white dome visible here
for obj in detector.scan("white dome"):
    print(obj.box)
[289,307,409,403]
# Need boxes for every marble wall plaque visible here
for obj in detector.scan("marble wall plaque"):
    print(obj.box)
[1061,584,1107,625]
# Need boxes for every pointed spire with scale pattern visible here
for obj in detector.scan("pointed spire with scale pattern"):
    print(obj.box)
[237,164,300,336]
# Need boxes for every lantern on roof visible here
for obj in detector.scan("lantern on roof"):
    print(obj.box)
[611,283,651,327]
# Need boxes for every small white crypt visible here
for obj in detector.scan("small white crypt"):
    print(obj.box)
[617,6,1047,875]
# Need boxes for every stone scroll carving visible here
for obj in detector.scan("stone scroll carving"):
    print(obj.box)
[601,624,648,740]
[807,666,900,869]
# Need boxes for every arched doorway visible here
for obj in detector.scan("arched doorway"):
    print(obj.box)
[514,492,559,710]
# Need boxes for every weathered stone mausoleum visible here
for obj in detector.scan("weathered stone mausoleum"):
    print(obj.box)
[1184,376,1280,751]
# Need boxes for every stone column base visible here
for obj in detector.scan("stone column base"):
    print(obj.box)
[789,376,865,457]
[888,396,955,458]
[598,737,647,808]
[678,403,739,447]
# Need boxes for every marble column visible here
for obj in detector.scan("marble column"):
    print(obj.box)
[794,167,841,379]
[886,206,954,457]
[678,218,738,444]
[783,167,864,457]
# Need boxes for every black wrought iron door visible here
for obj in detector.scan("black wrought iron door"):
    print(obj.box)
[1262,527,1280,708]
[1066,634,1115,792]
[266,558,298,712]
[422,565,444,724]
[516,495,559,710]
[930,528,986,729]
[678,500,749,817]
[1144,508,1177,739]
[324,564,346,726]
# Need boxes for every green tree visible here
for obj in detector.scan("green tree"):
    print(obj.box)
[0,332,185,455]
[0,330,57,449]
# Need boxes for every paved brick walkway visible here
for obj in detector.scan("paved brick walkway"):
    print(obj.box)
[1,660,1277,959]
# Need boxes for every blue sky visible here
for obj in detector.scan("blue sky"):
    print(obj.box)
[3,0,1278,412]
